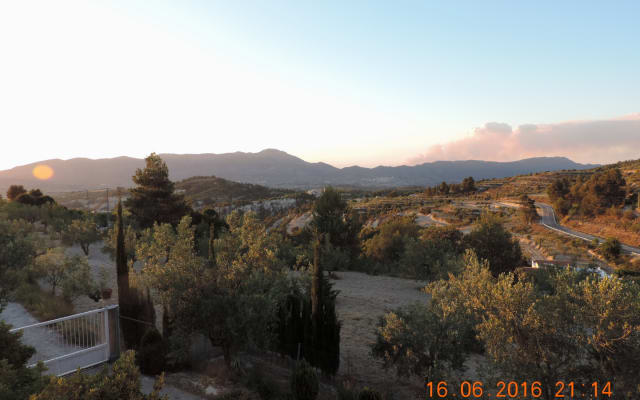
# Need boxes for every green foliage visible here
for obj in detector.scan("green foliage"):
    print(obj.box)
[0,322,48,400]
[138,328,166,375]
[311,187,347,242]
[518,194,539,224]
[175,175,294,205]
[362,216,420,265]
[32,351,166,400]
[140,214,291,367]
[15,189,55,207]
[6,185,27,201]
[0,219,37,308]
[404,225,464,280]
[598,237,622,261]
[382,252,640,397]
[424,176,476,196]
[32,248,94,299]
[463,212,524,276]
[548,169,627,217]
[125,153,190,229]
[290,360,319,400]
[371,301,469,381]
[310,187,361,260]
[116,201,156,350]
[61,218,100,256]
[12,281,75,321]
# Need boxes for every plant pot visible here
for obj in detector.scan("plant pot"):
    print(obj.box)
[101,288,113,300]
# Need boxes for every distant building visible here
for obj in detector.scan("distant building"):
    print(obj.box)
[306,188,324,197]
[531,259,571,269]
[530,258,610,278]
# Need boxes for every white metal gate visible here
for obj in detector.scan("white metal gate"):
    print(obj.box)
[10,305,119,376]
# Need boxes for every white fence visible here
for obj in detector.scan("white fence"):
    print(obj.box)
[10,305,120,376]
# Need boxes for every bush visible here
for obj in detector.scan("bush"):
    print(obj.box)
[358,388,383,400]
[290,361,319,400]
[137,328,166,375]
[32,350,164,400]
[246,366,281,400]
[598,237,621,261]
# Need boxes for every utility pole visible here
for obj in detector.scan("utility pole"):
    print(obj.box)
[106,188,109,213]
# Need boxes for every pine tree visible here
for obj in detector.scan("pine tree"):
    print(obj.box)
[125,153,189,229]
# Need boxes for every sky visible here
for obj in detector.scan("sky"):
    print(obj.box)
[0,1,639,170]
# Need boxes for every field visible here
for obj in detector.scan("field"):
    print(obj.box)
[332,271,428,392]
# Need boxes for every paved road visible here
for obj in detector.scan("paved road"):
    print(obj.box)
[536,203,640,255]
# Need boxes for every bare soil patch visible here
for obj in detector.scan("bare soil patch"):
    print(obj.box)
[331,271,429,396]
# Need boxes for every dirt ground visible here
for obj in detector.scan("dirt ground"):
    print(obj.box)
[331,271,429,396]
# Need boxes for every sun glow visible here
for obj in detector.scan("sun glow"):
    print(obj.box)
[32,164,54,180]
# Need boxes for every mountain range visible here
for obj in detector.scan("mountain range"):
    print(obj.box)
[0,149,598,192]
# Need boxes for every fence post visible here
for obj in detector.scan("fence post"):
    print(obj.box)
[107,305,121,361]
[103,307,110,362]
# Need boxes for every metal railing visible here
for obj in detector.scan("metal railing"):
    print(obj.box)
[10,305,119,376]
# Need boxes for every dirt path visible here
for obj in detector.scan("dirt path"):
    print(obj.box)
[331,271,428,391]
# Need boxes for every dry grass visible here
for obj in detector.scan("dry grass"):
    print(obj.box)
[13,281,75,321]
[331,271,429,397]
[564,215,640,247]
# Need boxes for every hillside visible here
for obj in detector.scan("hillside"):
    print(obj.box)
[0,150,598,192]
[175,176,295,204]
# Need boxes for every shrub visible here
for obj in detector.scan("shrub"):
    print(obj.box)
[598,237,621,261]
[290,361,319,400]
[137,328,166,375]
[246,366,281,400]
[358,388,383,400]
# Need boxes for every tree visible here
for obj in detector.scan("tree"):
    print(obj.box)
[15,189,55,207]
[61,218,100,256]
[598,237,621,261]
[125,153,189,229]
[0,220,36,310]
[464,212,524,276]
[115,201,156,350]
[32,248,92,297]
[438,181,450,195]
[461,176,476,193]
[518,194,539,225]
[362,216,421,266]
[6,185,27,201]
[310,187,347,246]
[140,214,289,367]
[32,351,166,400]
[0,322,48,400]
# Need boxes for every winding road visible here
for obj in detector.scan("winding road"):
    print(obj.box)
[535,203,640,255]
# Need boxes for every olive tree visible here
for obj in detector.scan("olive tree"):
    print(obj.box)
[61,218,100,256]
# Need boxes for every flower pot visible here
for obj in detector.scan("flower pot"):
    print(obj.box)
[101,288,113,300]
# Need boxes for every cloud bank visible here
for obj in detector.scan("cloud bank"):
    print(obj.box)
[409,114,640,165]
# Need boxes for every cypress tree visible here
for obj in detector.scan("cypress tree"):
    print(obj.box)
[116,201,129,294]
[208,223,216,267]
[116,201,156,349]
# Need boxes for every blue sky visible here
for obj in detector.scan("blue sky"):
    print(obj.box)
[0,1,638,170]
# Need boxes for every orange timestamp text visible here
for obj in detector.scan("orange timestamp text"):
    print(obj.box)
[425,380,613,398]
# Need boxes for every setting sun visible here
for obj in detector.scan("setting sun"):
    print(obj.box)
[32,164,54,180]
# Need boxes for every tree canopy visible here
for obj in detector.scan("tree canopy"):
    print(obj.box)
[125,153,189,229]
